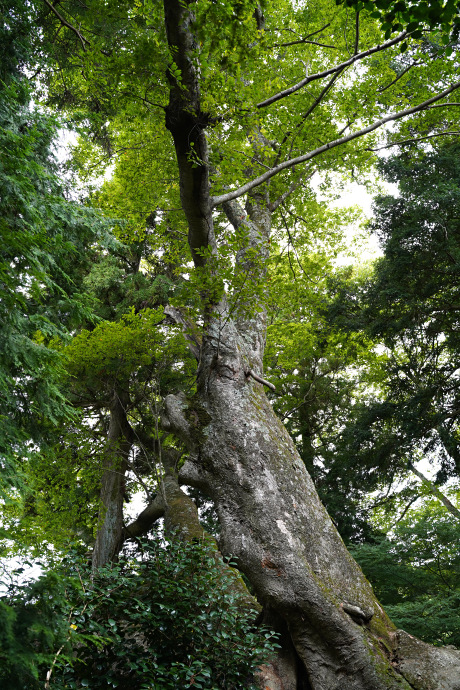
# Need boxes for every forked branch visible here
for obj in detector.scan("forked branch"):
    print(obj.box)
[256,31,407,109]
[212,79,460,208]
[42,0,91,51]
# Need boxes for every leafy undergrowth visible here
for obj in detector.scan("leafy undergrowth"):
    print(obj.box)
[0,538,278,689]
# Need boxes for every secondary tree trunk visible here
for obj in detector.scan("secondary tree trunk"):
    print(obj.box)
[92,387,132,571]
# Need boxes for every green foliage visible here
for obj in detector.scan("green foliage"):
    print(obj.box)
[4,0,460,672]
[0,538,278,690]
[0,569,75,689]
[350,497,460,646]
[264,237,385,541]
[328,143,460,493]
[0,28,106,493]
[336,0,460,43]
[65,308,166,388]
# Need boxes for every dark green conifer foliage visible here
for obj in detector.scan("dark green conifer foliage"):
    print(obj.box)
[350,501,460,647]
[334,143,460,487]
[0,0,104,493]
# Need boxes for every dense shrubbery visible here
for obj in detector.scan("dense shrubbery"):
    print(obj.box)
[0,538,277,689]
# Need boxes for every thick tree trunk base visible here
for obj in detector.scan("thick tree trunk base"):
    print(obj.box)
[395,630,460,690]
[171,343,460,690]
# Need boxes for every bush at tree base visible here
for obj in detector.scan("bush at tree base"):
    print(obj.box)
[0,537,278,689]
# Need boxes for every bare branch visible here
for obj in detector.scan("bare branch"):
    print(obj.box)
[256,31,407,109]
[212,78,460,208]
[42,0,91,51]
[178,455,212,491]
[245,368,276,391]
[368,130,460,151]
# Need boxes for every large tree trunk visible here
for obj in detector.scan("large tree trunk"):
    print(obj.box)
[149,1,460,687]
[166,317,460,690]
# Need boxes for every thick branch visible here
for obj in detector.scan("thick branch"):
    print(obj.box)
[178,456,212,492]
[212,80,460,207]
[123,493,165,539]
[256,31,407,109]
[245,368,276,392]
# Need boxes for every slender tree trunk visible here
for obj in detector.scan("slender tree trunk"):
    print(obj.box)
[92,388,132,571]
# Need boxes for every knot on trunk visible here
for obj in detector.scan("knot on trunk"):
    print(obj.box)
[161,392,193,443]
[341,601,374,625]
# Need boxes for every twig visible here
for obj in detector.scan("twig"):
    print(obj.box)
[378,61,420,93]
[368,130,460,151]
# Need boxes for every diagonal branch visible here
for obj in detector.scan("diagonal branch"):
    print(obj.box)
[426,102,460,109]
[256,31,408,109]
[212,79,460,208]
[409,461,460,520]
[273,38,339,49]
[368,130,460,151]
[42,0,91,51]
[378,60,420,93]
[273,65,348,170]
[270,171,314,212]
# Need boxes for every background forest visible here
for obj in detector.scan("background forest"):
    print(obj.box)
[1,0,460,688]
